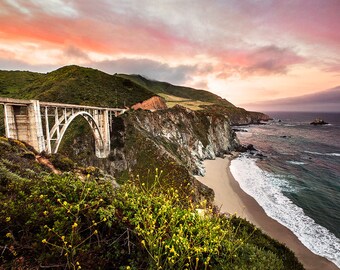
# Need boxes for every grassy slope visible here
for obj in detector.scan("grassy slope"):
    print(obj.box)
[0,66,155,107]
[0,70,43,97]
[20,66,155,107]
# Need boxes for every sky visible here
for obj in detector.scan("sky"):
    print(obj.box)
[244,86,340,112]
[0,0,339,108]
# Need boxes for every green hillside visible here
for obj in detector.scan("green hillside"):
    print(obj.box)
[0,70,43,97]
[0,66,155,107]
[118,74,235,110]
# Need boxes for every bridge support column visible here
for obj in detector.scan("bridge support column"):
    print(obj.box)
[3,104,18,139]
[27,100,45,153]
[95,109,110,158]
[3,100,45,153]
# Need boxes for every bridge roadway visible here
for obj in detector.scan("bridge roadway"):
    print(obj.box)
[0,97,127,158]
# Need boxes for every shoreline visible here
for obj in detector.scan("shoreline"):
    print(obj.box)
[196,157,339,270]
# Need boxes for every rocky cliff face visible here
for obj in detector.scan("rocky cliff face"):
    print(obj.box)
[127,105,239,175]
[64,105,239,176]
[131,96,167,111]
[229,111,271,125]
[202,105,271,125]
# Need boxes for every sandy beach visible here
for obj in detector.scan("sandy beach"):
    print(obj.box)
[196,157,339,270]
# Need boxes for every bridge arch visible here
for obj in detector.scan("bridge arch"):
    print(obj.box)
[52,111,106,157]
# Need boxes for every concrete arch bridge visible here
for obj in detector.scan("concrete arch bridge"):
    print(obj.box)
[0,97,127,158]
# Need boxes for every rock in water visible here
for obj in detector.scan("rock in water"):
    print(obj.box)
[310,118,328,125]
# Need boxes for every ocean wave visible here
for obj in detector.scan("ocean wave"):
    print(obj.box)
[304,151,340,157]
[230,156,340,267]
[286,161,306,165]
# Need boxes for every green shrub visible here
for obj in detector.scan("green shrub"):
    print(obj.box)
[50,153,75,171]
[114,176,285,270]
[0,170,303,269]
[0,173,121,269]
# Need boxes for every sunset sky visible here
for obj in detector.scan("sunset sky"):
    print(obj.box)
[0,0,339,107]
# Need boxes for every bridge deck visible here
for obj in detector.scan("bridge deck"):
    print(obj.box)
[0,97,125,112]
[0,97,32,106]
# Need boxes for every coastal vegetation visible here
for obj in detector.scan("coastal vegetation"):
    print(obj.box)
[0,137,304,269]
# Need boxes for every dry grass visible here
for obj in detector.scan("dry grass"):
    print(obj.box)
[159,94,214,111]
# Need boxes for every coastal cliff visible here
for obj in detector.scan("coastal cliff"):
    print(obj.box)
[126,105,239,175]
[59,105,240,202]
[202,104,271,125]
[63,105,239,174]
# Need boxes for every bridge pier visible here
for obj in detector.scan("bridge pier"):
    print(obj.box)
[94,109,110,158]
[27,100,45,153]
[3,104,17,139]
[3,100,45,152]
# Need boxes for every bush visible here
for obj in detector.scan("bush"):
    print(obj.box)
[0,173,121,269]
[50,153,75,171]
[0,170,302,269]
[114,176,285,270]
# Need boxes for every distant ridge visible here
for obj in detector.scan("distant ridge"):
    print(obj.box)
[117,74,235,110]
[242,86,340,112]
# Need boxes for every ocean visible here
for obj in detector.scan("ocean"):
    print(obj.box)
[230,112,340,267]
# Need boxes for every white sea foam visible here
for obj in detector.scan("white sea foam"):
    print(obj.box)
[286,161,306,165]
[304,151,340,157]
[230,155,340,267]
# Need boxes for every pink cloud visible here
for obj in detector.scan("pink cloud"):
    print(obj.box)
[244,46,304,74]
[209,45,304,79]
[0,2,195,58]
[231,0,340,51]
